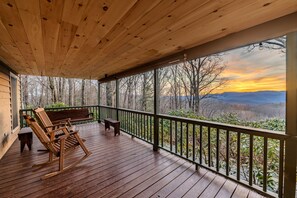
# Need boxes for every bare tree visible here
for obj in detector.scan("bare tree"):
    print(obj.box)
[68,79,74,106]
[247,36,285,53]
[81,79,85,106]
[181,55,227,114]
[48,77,57,103]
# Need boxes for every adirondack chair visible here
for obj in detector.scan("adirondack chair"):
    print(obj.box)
[33,107,75,134]
[23,115,91,179]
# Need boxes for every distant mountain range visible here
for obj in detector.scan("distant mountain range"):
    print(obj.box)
[162,91,286,105]
[211,91,285,105]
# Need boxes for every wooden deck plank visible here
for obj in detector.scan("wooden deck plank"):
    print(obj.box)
[117,160,186,198]
[166,168,208,198]
[248,190,265,198]
[215,180,238,198]
[183,171,216,198]
[232,184,250,198]
[134,162,193,198]
[61,152,171,197]
[100,156,181,198]
[199,174,226,198]
[0,123,262,198]
[150,164,195,198]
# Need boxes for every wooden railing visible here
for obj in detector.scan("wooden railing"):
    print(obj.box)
[98,105,288,198]
[19,105,100,127]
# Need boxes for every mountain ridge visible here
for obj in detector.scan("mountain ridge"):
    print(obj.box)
[211,91,285,105]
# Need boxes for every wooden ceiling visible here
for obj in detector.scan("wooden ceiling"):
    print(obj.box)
[0,0,297,80]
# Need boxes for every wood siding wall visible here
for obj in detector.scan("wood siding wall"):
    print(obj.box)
[0,64,20,159]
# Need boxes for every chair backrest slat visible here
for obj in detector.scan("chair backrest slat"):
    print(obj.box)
[33,108,53,130]
[23,115,59,155]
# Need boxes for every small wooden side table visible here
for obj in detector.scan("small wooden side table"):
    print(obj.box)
[18,127,33,153]
[104,118,120,136]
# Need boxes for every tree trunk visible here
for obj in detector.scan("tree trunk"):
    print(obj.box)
[127,79,133,109]
[106,81,112,106]
[48,77,57,103]
[68,79,74,106]
[142,73,147,111]
[38,79,44,107]
[81,79,85,106]
[22,76,29,108]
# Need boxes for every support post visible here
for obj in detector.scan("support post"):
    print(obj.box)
[98,80,101,123]
[153,69,160,151]
[284,32,297,198]
[116,79,119,121]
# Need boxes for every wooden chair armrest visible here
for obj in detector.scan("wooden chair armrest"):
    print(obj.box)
[52,118,71,124]
[45,123,66,129]
[46,127,69,136]
[48,134,69,143]
[49,131,79,143]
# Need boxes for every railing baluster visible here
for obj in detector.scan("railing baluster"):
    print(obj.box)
[263,137,268,192]
[279,139,284,198]
[175,121,178,153]
[180,122,183,156]
[150,116,152,142]
[161,118,163,147]
[249,134,254,186]
[216,128,220,172]
[143,114,145,139]
[199,125,202,164]
[170,119,172,152]
[226,130,230,176]
[129,112,131,134]
[193,124,195,162]
[186,123,188,159]
[139,113,141,138]
[237,132,241,181]
[146,115,148,140]
[136,113,138,137]
[208,127,211,167]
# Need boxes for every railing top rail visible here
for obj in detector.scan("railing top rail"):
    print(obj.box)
[117,108,154,116]
[98,105,117,110]
[98,105,154,115]
[20,105,99,112]
[158,114,288,140]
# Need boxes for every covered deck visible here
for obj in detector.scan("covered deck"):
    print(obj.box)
[0,123,262,198]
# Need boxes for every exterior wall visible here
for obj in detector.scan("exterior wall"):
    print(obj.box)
[0,63,20,159]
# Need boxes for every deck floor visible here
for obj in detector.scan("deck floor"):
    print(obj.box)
[0,123,263,198]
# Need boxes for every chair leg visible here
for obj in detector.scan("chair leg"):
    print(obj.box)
[41,154,90,180]
[59,139,65,171]
[32,152,58,168]
[74,133,91,156]
[40,135,91,180]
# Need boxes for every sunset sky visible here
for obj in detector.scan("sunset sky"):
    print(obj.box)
[215,46,286,93]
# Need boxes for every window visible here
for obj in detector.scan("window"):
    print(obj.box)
[10,73,18,130]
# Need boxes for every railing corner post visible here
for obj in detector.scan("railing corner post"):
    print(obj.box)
[98,80,101,123]
[116,79,119,121]
[284,32,297,198]
[153,69,160,151]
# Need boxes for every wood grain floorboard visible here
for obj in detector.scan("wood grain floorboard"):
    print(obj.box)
[0,123,262,198]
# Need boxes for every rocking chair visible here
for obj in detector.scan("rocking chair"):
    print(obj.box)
[33,107,75,133]
[23,115,91,179]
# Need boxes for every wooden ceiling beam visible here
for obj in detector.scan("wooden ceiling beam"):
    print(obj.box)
[99,11,297,83]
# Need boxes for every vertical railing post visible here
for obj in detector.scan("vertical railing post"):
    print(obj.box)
[98,80,101,123]
[153,69,160,151]
[284,32,297,198]
[116,79,119,121]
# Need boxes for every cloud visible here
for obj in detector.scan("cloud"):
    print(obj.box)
[216,44,286,93]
